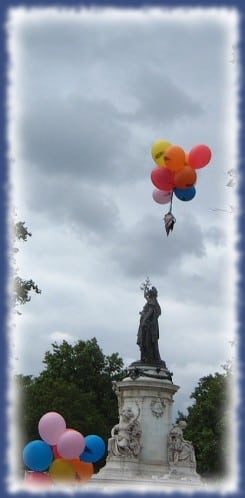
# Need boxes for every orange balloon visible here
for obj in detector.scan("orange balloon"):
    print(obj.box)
[70,459,94,483]
[184,152,189,165]
[174,166,197,189]
[164,145,185,172]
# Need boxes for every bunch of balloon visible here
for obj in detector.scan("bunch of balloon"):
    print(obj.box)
[150,140,212,234]
[22,411,106,488]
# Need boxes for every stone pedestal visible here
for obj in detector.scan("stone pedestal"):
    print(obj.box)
[96,362,180,480]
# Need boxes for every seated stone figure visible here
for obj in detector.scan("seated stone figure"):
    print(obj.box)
[108,406,141,458]
[168,420,196,465]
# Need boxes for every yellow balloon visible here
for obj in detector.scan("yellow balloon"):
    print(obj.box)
[49,459,76,483]
[151,139,172,167]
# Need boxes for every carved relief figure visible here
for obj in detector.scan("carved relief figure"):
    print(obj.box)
[151,397,165,417]
[108,405,141,458]
[137,285,162,363]
[168,420,196,465]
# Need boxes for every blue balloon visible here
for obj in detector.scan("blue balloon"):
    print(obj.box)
[80,435,106,463]
[174,185,196,201]
[23,440,53,471]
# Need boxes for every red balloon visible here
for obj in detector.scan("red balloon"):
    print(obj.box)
[52,445,62,459]
[174,166,197,189]
[151,167,175,191]
[188,144,211,169]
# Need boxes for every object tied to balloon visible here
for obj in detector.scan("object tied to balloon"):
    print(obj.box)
[164,210,176,237]
[150,140,212,235]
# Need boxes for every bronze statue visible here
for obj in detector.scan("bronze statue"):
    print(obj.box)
[137,281,162,363]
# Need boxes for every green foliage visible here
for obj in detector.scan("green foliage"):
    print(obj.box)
[13,277,41,306]
[13,221,41,309]
[15,338,126,471]
[176,369,232,479]
[15,221,32,241]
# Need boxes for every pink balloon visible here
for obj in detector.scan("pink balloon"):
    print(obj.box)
[188,144,212,169]
[151,167,175,191]
[152,189,172,204]
[38,412,66,446]
[24,471,52,487]
[57,430,85,460]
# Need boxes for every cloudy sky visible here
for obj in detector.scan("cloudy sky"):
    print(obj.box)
[8,6,239,419]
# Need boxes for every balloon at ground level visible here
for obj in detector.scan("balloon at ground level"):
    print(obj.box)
[80,435,106,463]
[188,144,211,169]
[174,185,196,201]
[57,430,85,460]
[52,445,62,459]
[151,166,175,191]
[152,189,172,204]
[24,471,52,487]
[163,145,186,172]
[151,139,172,167]
[70,459,94,482]
[49,458,76,482]
[174,166,197,189]
[23,440,53,472]
[38,412,66,446]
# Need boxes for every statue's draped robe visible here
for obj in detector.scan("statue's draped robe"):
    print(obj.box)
[168,425,196,464]
[137,298,162,363]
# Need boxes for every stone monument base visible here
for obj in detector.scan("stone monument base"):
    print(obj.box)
[91,474,203,492]
[128,360,173,382]
[95,456,201,484]
[95,362,201,487]
[95,455,170,480]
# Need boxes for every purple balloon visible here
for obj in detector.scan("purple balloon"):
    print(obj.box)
[57,430,86,460]
[152,188,172,204]
[38,412,66,446]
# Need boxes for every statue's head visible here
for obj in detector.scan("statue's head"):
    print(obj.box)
[121,408,133,420]
[149,286,158,297]
[179,420,187,429]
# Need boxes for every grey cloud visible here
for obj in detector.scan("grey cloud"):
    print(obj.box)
[18,96,133,182]
[162,252,231,307]
[22,171,121,238]
[204,225,227,246]
[109,212,206,279]
[129,69,204,124]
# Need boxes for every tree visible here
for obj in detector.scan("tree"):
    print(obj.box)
[176,368,233,480]
[15,338,126,472]
[12,221,41,310]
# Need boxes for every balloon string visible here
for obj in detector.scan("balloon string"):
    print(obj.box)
[169,191,174,214]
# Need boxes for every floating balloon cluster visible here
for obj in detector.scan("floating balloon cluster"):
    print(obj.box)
[22,411,106,488]
[151,139,212,204]
[150,139,212,235]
